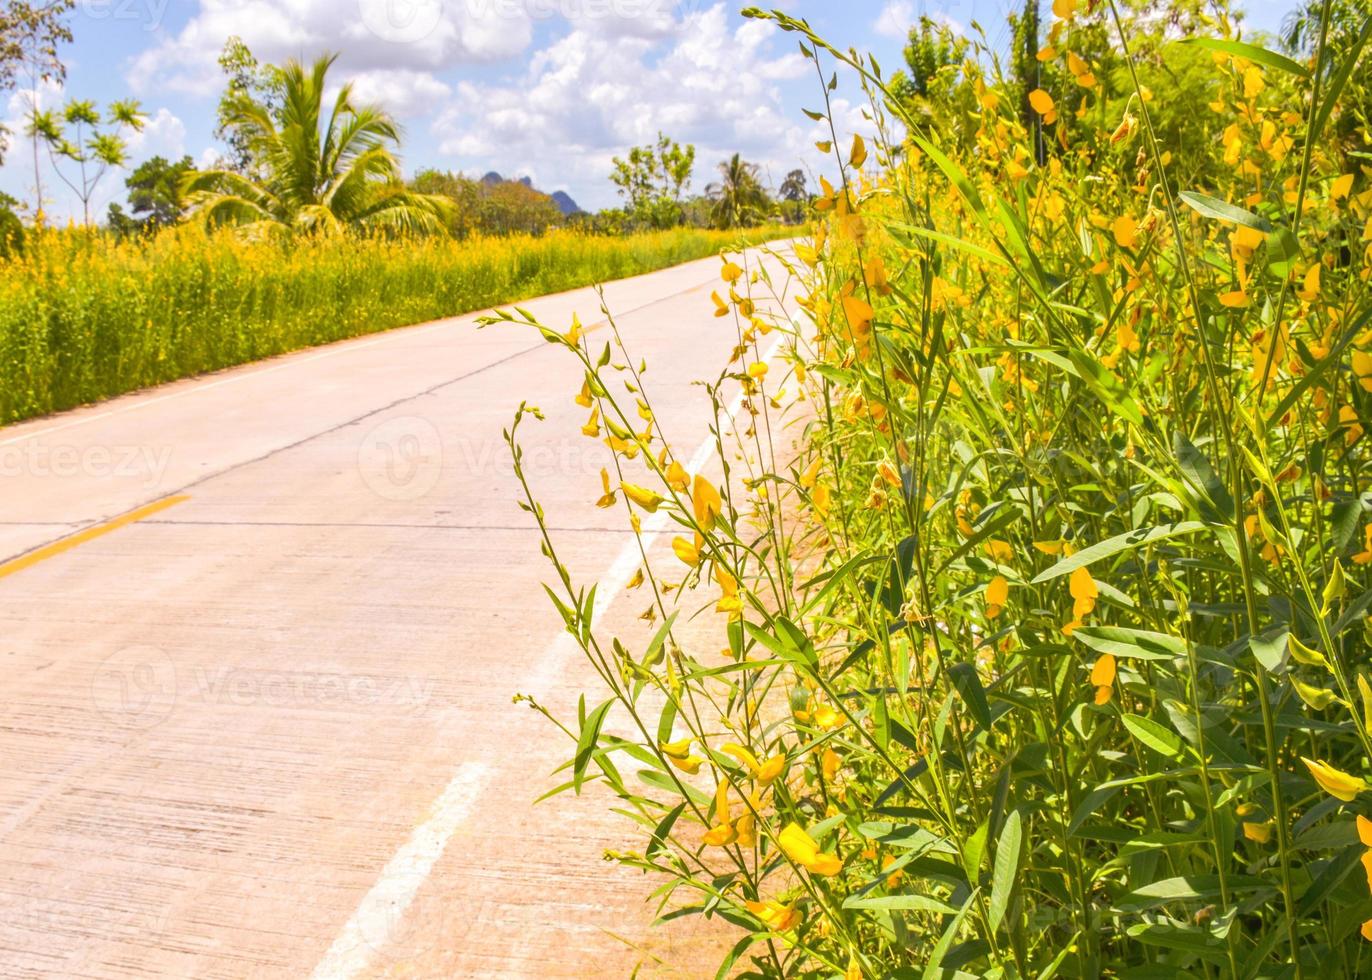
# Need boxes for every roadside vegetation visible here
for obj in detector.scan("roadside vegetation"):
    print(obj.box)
[0,224,782,424]
[508,0,1372,976]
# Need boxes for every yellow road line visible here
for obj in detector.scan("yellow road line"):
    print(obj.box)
[0,495,190,581]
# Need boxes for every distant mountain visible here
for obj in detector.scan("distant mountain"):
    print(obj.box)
[481,171,581,215]
[549,191,581,216]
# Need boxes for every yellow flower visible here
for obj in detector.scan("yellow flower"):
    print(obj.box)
[1302,757,1368,802]
[985,575,1009,619]
[985,539,1013,563]
[1052,0,1076,18]
[1219,289,1250,308]
[693,474,723,529]
[1113,214,1139,249]
[1243,820,1274,843]
[665,460,689,492]
[575,378,593,408]
[1028,88,1055,116]
[596,468,617,508]
[1332,173,1355,201]
[744,898,799,933]
[1090,653,1117,705]
[703,822,737,846]
[720,260,743,283]
[1297,263,1321,302]
[581,407,600,438]
[672,534,702,567]
[1070,565,1098,620]
[813,703,843,730]
[621,482,664,512]
[1352,350,1372,393]
[748,361,768,379]
[756,753,787,785]
[668,753,705,775]
[660,737,693,759]
[877,459,901,488]
[822,747,841,781]
[778,822,843,876]
[842,293,874,331]
[711,291,729,317]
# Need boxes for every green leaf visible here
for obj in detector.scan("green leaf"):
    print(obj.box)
[948,662,992,729]
[1072,626,1185,661]
[1178,191,1273,229]
[922,889,978,980]
[843,893,959,914]
[1249,626,1289,672]
[1180,37,1310,78]
[1031,523,1206,583]
[647,802,685,859]
[1118,874,1269,911]
[574,698,614,793]
[1122,713,1184,757]
[989,809,1022,932]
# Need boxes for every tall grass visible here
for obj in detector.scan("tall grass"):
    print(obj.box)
[507,2,1372,977]
[0,224,785,425]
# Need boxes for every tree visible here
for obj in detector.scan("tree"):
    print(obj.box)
[184,53,449,236]
[610,132,695,229]
[106,154,195,233]
[30,97,145,224]
[1282,0,1370,167]
[214,36,283,174]
[410,169,563,238]
[1,0,74,211]
[0,190,22,256]
[706,154,771,229]
[885,15,975,153]
[779,169,807,202]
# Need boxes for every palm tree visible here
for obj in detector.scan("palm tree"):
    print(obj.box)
[184,54,448,235]
[706,154,771,230]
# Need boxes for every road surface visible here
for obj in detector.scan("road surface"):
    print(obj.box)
[0,246,798,978]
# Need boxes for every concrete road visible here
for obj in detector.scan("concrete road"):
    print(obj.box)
[0,247,798,978]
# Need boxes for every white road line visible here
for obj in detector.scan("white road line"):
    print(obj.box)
[310,323,789,980]
[308,762,492,979]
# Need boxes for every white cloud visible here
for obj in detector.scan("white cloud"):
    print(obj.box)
[128,107,188,160]
[429,3,829,209]
[874,0,914,40]
[345,69,453,118]
[127,0,535,96]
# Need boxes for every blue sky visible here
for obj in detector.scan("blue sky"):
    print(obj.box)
[0,0,1296,222]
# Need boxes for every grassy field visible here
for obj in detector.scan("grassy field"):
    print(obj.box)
[0,224,786,425]
[509,4,1372,978]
